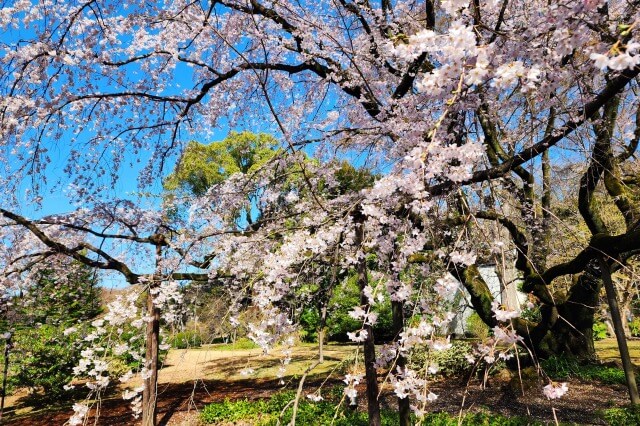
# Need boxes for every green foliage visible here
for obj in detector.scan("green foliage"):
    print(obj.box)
[200,389,399,425]
[212,337,259,351]
[110,324,147,370]
[519,304,542,324]
[466,312,490,339]
[0,262,102,399]
[422,411,541,426]
[298,308,320,342]
[541,355,626,385]
[19,265,102,326]
[200,389,540,426]
[325,276,394,342]
[601,405,640,426]
[629,318,640,337]
[410,341,475,377]
[593,321,609,341]
[324,161,378,198]
[167,330,203,349]
[201,398,266,423]
[164,131,278,197]
[432,341,475,376]
[9,324,82,400]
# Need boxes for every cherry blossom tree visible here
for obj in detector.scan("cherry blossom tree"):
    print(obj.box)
[2,0,640,425]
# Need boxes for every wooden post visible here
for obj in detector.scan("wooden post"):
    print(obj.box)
[0,332,11,421]
[142,244,164,426]
[141,290,161,426]
[600,256,640,404]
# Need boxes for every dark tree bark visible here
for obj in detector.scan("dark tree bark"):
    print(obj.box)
[535,269,601,360]
[392,300,410,426]
[354,213,381,426]
[451,263,601,361]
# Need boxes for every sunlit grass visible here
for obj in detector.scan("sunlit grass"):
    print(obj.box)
[161,341,359,383]
[595,338,640,364]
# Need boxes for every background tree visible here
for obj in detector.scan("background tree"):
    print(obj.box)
[0,260,101,400]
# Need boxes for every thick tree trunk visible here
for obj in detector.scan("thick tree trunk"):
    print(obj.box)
[361,322,380,426]
[392,301,410,426]
[534,271,601,361]
[141,290,161,426]
[456,264,600,361]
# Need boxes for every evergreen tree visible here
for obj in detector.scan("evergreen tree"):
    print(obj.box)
[2,261,102,399]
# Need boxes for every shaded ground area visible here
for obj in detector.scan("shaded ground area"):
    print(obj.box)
[1,339,637,425]
[4,378,314,426]
[427,376,629,425]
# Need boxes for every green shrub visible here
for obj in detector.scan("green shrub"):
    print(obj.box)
[201,398,267,423]
[423,411,541,425]
[410,341,475,377]
[299,308,319,343]
[541,355,626,385]
[466,312,490,339]
[200,390,540,426]
[593,322,609,340]
[519,304,542,323]
[629,319,640,337]
[201,389,398,425]
[601,405,640,426]
[168,330,203,349]
[325,276,394,343]
[10,324,82,400]
[107,357,132,379]
[213,337,259,351]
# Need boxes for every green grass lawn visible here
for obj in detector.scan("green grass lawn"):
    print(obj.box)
[595,338,640,364]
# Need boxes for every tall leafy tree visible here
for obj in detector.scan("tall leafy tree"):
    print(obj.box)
[164,131,278,198]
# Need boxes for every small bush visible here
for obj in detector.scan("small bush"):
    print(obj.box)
[213,337,259,351]
[541,355,626,385]
[519,304,542,323]
[167,330,203,349]
[201,389,398,425]
[200,390,539,426]
[601,406,640,426]
[593,322,609,340]
[409,341,474,377]
[423,411,541,425]
[107,357,132,379]
[201,398,266,423]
